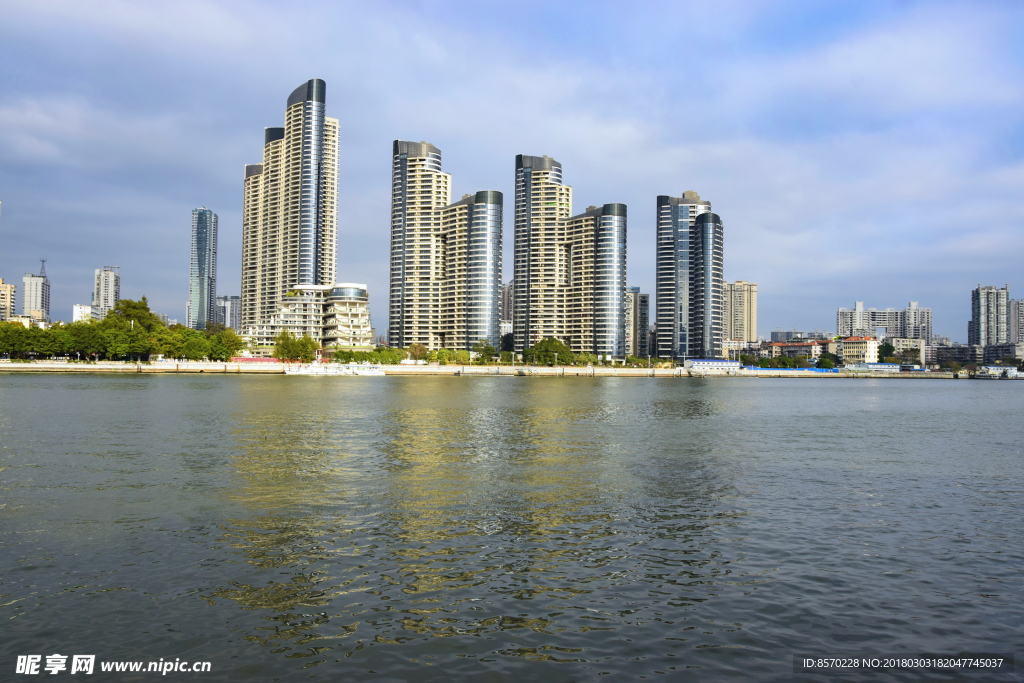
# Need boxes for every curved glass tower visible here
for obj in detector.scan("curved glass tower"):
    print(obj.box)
[655,191,711,359]
[241,79,339,343]
[465,191,503,348]
[593,204,627,358]
[188,208,217,330]
[689,212,724,359]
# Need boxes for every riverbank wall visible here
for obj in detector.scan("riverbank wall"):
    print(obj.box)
[0,361,967,379]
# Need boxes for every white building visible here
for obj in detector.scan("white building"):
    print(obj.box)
[93,266,120,319]
[837,301,932,340]
[22,262,50,323]
[72,304,95,322]
[246,283,374,355]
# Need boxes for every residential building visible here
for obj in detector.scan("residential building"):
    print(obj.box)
[512,154,573,351]
[934,344,983,367]
[689,212,725,359]
[499,282,513,325]
[982,342,1024,364]
[248,283,374,351]
[216,295,241,331]
[655,191,711,359]
[241,79,340,346]
[724,281,757,344]
[722,338,744,360]
[760,340,825,360]
[0,278,15,321]
[187,208,218,330]
[559,204,627,357]
[72,304,94,322]
[624,287,650,358]
[968,285,1009,347]
[92,266,120,319]
[388,140,451,349]
[1010,299,1023,343]
[837,301,932,340]
[22,261,50,323]
[437,191,504,350]
[887,337,925,366]
[838,336,879,365]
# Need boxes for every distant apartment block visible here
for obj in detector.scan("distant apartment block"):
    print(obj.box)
[724,281,757,344]
[0,278,16,321]
[624,287,650,357]
[968,285,1009,347]
[22,261,50,323]
[216,295,241,331]
[248,283,373,350]
[188,208,218,330]
[1009,299,1023,343]
[836,301,932,340]
[93,266,120,319]
[499,281,513,325]
[887,337,926,365]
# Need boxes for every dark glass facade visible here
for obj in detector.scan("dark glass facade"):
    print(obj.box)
[189,208,217,330]
[688,212,724,359]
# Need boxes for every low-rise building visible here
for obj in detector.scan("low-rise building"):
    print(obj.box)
[846,362,900,373]
[684,359,741,372]
[887,337,925,366]
[838,336,879,365]
[982,342,1024,364]
[245,283,374,356]
[73,304,95,322]
[934,344,983,367]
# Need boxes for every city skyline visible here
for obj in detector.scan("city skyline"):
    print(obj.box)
[1,2,1023,340]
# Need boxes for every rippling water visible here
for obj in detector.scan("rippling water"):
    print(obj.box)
[1,375,1021,681]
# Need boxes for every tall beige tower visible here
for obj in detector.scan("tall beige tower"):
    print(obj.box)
[512,155,573,351]
[241,79,339,338]
[724,280,757,343]
[388,141,452,348]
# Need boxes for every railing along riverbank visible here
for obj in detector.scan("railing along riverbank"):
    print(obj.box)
[0,360,969,379]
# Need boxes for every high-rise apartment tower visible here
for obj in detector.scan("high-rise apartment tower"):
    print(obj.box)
[93,266,120,319]
[968,285,1009,346]
[0,278,16,322]
[689,212,725,359]
[655,192,712,359]
[724,281,757,343]
[512,155,573,351]
[216,295,241,331]
[241,79,339,337]
[388,140,452,348]
[188,208,217,330]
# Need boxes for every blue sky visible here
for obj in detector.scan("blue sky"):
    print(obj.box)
[1,0,1022,341]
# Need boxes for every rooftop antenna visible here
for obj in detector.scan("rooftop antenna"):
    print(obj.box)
[39,258,47,278]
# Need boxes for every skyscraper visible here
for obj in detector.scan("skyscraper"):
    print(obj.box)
[655,191,712,359]
[689,212,725,359]
[93,266,120,319]
[438,191,503,350]
[1010,299,1024,343]
[562,204,627,357]
[499,282,513,324]
[388,140,451,349]
[187,208,217,330]
[22,260,50,323]
[241,79,340,344]
[513,155,573,351]
[724,281,758,343]
[968,285,1009,346]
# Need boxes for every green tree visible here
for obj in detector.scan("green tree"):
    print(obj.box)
[273,330,300,361]
[408,343,428,361]
[436,348,451,365]
[500,333,514,352]
[878,342,895,361]
[522,337,572,366]
[499,350,512,364]
[817,351,842,368]
[454,350,471,365]
[472,339,496,364]
[297,335,319,363]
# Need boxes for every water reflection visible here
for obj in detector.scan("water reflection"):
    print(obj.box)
[205,378,750,673]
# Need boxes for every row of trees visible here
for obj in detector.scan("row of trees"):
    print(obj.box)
[0,298,245,361]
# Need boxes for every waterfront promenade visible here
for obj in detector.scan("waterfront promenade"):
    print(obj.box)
[0,360,964,379]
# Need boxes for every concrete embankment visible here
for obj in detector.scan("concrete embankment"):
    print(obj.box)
[0,362,961,379]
